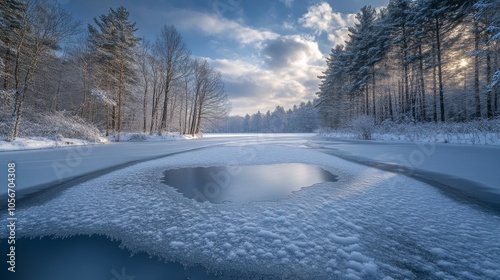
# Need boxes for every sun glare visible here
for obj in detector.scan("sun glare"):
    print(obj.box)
[460,59,468,67]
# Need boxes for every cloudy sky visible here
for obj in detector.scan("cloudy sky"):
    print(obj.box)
[57,0,389,115]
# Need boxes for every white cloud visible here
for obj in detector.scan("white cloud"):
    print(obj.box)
[299,2,358,46]
[160,8,326,115]
[299,2,335,34]
[203,35,325,115]
[279,0,294,8]
[261,35,324,69]
[282,20,294,30]
[166,9,279,45]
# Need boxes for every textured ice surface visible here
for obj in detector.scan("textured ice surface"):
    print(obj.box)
[3,145,500,279]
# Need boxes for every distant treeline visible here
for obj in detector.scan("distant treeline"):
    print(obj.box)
[209,101,318,133]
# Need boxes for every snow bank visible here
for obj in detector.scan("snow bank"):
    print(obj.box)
[0,133,196,151]
[323,119,500,145]
[107,132,198,142]
[0,136,106,152]
[3,145,499,279]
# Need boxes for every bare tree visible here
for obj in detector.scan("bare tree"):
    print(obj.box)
[153,25,191,135]
[138,39,151,133]
[188,58,230,135]
[8,0,79,140]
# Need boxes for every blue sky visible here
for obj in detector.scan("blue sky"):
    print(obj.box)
[57,0,389,115]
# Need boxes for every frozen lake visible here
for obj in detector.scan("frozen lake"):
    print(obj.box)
[1,134,499,279]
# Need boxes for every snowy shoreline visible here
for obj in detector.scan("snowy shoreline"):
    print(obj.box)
[0,133,198,152]
[321,119,500,146]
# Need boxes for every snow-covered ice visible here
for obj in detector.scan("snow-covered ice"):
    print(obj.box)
[3,144,500,279]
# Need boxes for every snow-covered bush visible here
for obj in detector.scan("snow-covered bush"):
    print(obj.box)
[350,115,375,140]
[125,133,148,142]
[4,111,102,142]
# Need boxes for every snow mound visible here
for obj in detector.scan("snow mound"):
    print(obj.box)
[3,145,500,279]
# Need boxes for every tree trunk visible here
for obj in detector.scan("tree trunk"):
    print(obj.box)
[398,79,402,116]
[435,18,445,122]
[495,43,499,114]
[105,103,110,136]
[111,105,116,132]
[184,79,189,134]
[142,79,148,133]
[365,82,369,115]
[474,20,481,119]
[81,66,87,118]
[117,60,124,136]
[149,85,157,135]
[190,90,199,135]
[486,46,492,119]
[388,86,393,121]
[190,101,198,135]
[372,67,376,123]
[195,103,203,134]
[54,68,63,111]
[432,47,438,123]
[159,79,170,135]
[3,38,11,91]
[418,43,427,122]
[168,93,177,131]
[105,65,111,136]
[10,89,26,140]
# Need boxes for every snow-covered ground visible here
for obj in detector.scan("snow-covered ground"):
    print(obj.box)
[0,136,106,152]
[5,144,499,279]
[0,133,196,152]
[323,119,500,145]
[324,131,500,145]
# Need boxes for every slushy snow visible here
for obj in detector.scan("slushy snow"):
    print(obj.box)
[3,144,500,279]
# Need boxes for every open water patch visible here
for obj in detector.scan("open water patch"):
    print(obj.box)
[162,163,337,203]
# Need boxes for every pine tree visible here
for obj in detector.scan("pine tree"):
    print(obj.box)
[474,0,500,117]
[317,45,351,128]
[346,6,378,117]
[88,6,140,137]
[419,0,473,121]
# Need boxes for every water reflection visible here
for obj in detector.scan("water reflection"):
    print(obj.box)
[162,164,337,203]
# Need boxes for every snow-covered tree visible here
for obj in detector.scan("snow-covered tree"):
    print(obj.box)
[88,6,140,136]
[0,0,25,91]
[474,0,500,118]
[5,0,79,140]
